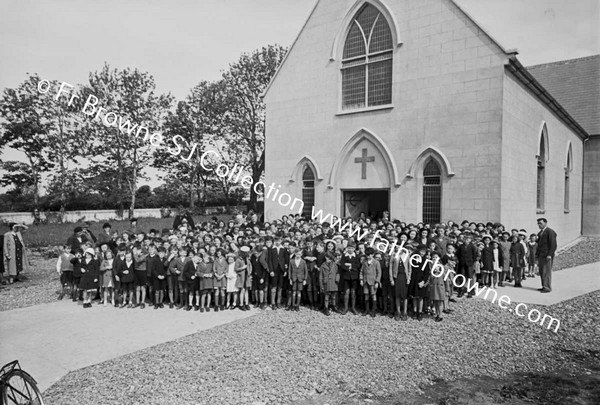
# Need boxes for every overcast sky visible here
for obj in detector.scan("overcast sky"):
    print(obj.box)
[0,0,598,190]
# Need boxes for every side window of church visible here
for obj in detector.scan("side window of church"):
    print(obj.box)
[423,159,442,225]
[302,166,315,217]
[341,3,393,110]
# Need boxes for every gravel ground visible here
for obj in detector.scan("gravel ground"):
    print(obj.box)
[43,290,600,405]
[553,237,600,271]
[0,251,58,311]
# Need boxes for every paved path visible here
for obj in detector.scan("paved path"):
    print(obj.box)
[474,261,599,305]
[0,302,256,392]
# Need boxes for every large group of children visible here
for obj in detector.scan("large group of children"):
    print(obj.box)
[56,211,541,322]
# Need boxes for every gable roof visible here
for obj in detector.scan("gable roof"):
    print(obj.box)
[263,0,516,100]
[527,55,600,136]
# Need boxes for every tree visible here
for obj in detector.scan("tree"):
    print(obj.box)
[0,74,56,207]
[81,64,173,218]
[221,45,288,211]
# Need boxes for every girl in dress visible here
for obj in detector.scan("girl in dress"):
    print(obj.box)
[527,234,538,278]
[242,246,253,311]
[235,251,248,311]
[480,235,494,287]
[428,251,445,322]
[490,240,503,289]
[225,253,238,309]
[212,248,228,311]
[198,253,214,312]
[100,250,115,306]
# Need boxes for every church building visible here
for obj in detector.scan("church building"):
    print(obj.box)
[262,0,590,246]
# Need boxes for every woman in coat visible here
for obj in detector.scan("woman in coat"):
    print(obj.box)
[3,223,30,283]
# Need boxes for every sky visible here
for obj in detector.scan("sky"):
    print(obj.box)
[0,0,598,191]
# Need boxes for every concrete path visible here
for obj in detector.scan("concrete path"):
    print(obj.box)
[474,261,599,305]
[0,302,256,392]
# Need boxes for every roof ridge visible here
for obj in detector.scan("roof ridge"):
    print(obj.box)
[527,54,600,69]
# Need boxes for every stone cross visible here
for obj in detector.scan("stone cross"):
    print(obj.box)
[355,148,375,179]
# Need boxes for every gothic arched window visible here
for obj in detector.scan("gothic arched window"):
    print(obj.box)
[537,129,547,211]
[341,3,393,110]
[564,143,572,212]
[302,166,315,217]
[423,159,442,225]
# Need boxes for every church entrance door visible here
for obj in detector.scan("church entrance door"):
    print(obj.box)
[342,189,389,220]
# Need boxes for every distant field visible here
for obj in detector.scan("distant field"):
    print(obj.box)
[7,214,232,249]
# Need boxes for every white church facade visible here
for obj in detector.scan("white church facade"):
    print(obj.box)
[263,0,588,245]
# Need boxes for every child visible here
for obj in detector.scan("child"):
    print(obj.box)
[100,250,115,306]
[225,253,238,309]
[377,252,393,317]
[175,248,189,309]
[132,244,148,309]
[360,248,381,318]
[70,248,83,302]
[527,234,538,278]
[319,252,338,316]
[480,235,494,287]
[212,248,228,311]
[198,253,214,312]
[118,251,136,308]
[148,246,167,309]
[390,248,410,321]
[511,234,526,287]
[490,240,504,289]
[428,251,445,322]
[79,248,99,308]
[183,251,201,311]
[442,258,456,314]
[56,245,74,300]
[408,245,430,321]
[288,248,307,312]
[234,251,248,311]
[240,246,253,311]
[166,247,179,308]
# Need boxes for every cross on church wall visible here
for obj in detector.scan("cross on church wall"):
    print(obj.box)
[355,148,375,179]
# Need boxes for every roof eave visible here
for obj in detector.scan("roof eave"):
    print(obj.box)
[505,56,590,141]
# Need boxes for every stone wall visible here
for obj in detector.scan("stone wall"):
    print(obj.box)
[0,206,248,225]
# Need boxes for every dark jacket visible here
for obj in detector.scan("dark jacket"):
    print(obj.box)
[269,246,289,274]
[536,227,557,258]
[457,242,478,266]
[79,258,99,290]
[117,259,135,284]
[148,254,166,278]
[340,253,361,280]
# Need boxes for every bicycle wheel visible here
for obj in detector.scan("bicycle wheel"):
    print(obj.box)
[2,369,44,405]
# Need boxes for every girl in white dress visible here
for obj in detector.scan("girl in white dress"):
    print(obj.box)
[225,253,238,309]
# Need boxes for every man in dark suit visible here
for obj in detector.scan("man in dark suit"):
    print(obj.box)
[536,218,557,293]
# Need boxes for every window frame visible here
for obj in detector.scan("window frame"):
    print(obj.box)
[338,3,394,114]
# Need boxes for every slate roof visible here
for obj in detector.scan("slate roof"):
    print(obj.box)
[527,55,600,136]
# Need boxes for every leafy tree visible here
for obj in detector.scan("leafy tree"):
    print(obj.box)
[0,74,55,207]
[220,45,287,211]
[81,64,173,218]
